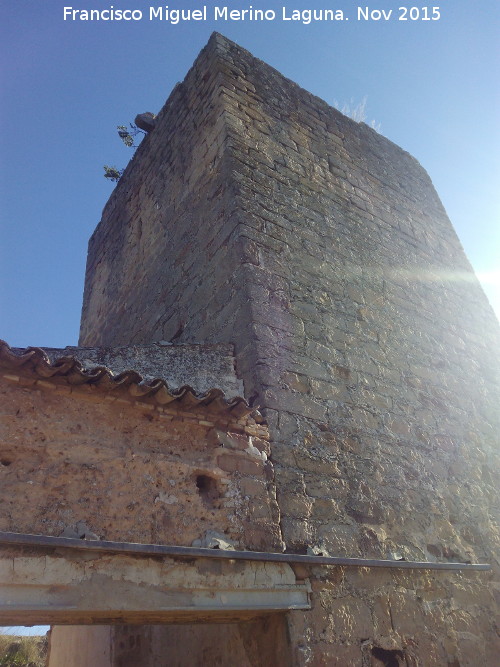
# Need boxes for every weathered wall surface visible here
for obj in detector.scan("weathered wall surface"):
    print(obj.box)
[79,36,258,388]
[1,540,308,627]
[209,36,500,665]
[0,366,280,552]
[78,33,500,666]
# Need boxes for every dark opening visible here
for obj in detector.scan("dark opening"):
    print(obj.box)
[371,647,405,667]
[195,474,219,506]
[0,458,12,466]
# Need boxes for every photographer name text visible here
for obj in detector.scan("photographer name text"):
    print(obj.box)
[63,6,442,24]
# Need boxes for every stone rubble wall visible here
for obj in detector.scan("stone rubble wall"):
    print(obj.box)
[78,33,500,666]
[0,376,281,552]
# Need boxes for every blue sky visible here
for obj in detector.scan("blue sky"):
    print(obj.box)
[1,0,499,349]
[0,626,49,636]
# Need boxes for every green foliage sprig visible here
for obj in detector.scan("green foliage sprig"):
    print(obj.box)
[117,123,145,149]
[103,123,148,182]
[103,165,123,182]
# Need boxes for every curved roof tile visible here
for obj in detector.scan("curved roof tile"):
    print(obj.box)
[0,340,262,427]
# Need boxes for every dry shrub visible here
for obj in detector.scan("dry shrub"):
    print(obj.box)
[0,634,47,667]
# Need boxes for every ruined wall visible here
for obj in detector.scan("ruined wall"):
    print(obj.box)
[78,34,500,666]
[0,354,280,552]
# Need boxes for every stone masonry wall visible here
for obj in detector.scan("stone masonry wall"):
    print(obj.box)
[214,36,500,666]
[0,374,280,551]
[79,34,500,666]
[79,36,260,383]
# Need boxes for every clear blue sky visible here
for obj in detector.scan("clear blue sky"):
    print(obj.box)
[1,1,499,349]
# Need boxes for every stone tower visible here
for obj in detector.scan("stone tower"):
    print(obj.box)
[79,33,500,666]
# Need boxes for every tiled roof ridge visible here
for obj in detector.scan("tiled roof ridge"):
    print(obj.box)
[0,340,263,427]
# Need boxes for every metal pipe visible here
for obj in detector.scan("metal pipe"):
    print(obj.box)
[0,531,490,571]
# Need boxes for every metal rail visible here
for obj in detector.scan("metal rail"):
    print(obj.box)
[0,531,490,571]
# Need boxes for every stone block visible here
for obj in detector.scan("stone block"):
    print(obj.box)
[283,371,310,393]
[217,453,264,477]
[280,517,312,550]
[262,388,327,421]
[316,524,359,555]
[388,592,426,637]
[293,452,341,477]
[305,476,349,499]
[279,493,313,519]
[323,597,373,643]
[373,594,393,637]
[310,378,349,401]
[311,498,342,521]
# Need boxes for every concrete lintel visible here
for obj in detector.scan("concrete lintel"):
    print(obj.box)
[0,548,310,625]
